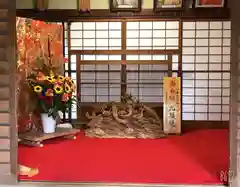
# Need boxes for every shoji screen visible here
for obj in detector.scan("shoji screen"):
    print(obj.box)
[182,21,231,121]
[126,21,179,103]
[126,21,179,50]
[78,55,122,103]
[67,22,122,118]
[70,22,121,50]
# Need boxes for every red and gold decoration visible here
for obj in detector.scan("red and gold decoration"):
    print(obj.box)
[195,0,225,7]
[163,77,181,134]
[16,18,64,75]
[16,17,64,133]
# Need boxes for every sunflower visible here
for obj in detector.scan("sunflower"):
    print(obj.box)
[53,84,63,94]
[46,76,56,83]
[71,80,76,91]
[33,85,43,93]
[65,78,75,87]
[64,83,72,94]
[70,79,75,85]
[58,76,65,82]
[71,84,76,92]
[66,77,74,83]
[65,77,71,80]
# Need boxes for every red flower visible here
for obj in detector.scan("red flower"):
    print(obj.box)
[64,58,68,63]
[46,89,54,97]
[62,93,69,102]
[39,95,45,99]
[55,81,62,85]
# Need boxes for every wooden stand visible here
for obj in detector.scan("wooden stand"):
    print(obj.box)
[18,128,80,147]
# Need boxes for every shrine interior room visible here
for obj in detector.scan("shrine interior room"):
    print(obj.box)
[17,0,230,186]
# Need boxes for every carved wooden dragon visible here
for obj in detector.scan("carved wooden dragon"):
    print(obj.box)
[85,93,166,139]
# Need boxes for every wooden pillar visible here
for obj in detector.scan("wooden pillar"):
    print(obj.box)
[0,0,18,184]
[229,0,240,186]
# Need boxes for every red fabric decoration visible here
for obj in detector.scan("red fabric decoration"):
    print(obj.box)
[199,0,223,5]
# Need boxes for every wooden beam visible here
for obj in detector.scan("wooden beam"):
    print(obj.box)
[16,8,230,22]
[69,49,180,55]
[76,60,170,65]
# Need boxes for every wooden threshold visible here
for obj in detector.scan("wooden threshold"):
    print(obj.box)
[69,49,180,55]
[71,119,229,133]
[182,120,229,133]
[77,60,170,65]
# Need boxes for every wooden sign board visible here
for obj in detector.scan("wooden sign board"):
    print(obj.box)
[163,77,181,134]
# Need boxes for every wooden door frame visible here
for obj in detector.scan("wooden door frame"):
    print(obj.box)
[0,0,18,184]
[0,0,239,186]
[228,0,239,186]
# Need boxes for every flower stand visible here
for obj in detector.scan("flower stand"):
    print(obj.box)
[18,127,80,147]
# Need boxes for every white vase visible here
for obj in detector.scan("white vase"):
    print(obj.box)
[40,113,56,133]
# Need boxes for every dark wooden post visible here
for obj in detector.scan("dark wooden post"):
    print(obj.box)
[229,0,240,186]
[0,0,18,184]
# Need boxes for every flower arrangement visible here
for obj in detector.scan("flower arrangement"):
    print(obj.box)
[27,69,77,119]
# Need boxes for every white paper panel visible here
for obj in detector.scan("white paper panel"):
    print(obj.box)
[126,65,166,102]
[70,22,121,50]
[182,21,231,121]
[195,113,208,120]
[126,21,179,50]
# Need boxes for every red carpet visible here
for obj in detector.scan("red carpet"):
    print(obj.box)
[18,129,229,184]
